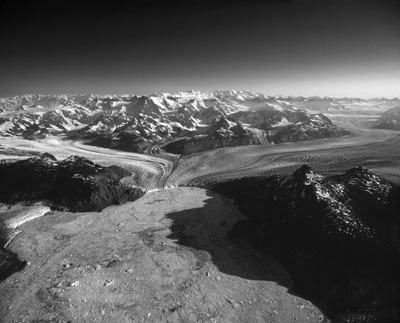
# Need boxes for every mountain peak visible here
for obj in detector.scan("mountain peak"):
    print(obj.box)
[294,164,313,175]
[345,166,371,177]
[292,165,323,185]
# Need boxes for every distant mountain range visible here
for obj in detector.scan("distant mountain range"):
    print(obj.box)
[1,91,398,154]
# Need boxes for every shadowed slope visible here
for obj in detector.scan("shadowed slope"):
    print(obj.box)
[208,166,400,320]
[0,153,145,212]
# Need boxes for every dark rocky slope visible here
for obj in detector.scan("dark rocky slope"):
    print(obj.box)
[0,153,145,212]
[0,153,145,281]
[210,166,400,320]
[273,114,350,143]
[0,217,26,281]
[373,106,400,130]
[163,116,268,155]
[0,247,25,281]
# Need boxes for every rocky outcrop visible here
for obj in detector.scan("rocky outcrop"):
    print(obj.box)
[0,248,25,281]
[210,166,400,318]
[0,153,145,212]
[0,217,26,281]
[0,150,146,281]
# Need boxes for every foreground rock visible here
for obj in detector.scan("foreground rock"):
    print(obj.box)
[211,166,400,321]
[0,153,145,212]
[0,187,327,322]
[0,216,26,281]
[0,248,25,281]
[0,154,144,282]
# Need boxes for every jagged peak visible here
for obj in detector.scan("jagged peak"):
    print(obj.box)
[213,115,238,129]
[291,165,324,185]
[344,166,376,179]
[62,155,95,166]
[294,164,313,175]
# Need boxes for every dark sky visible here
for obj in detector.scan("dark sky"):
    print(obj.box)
[0,0,399,98]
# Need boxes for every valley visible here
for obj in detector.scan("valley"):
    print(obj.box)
[1,92,400,323]
[1,94,399,188]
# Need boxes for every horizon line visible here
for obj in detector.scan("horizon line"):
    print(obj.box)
[1,90,399,101]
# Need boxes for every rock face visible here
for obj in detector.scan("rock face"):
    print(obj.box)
[210,166,400,318]
[373,106,400,130]
[0,91,350,154]
[0,248,25,281]
[0,217,26,281]
[0,153,145,212]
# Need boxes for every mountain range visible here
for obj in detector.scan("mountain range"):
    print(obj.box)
[1,90,382,154]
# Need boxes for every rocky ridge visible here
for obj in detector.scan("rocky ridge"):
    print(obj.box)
[0,154,145,281]
[0,153,145,212]
[210,165,400,319]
